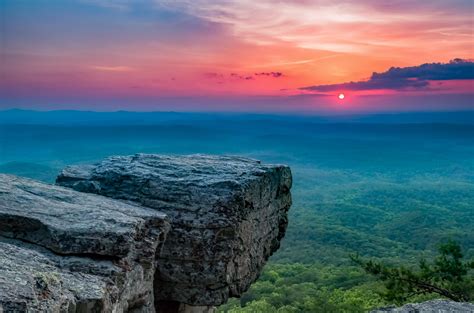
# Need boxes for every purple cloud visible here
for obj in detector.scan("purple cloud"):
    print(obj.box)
[255,72,283,78]
[301,59,474,92]
[204,72,225,79]
[205,71,284,82]
[230,73,254,80]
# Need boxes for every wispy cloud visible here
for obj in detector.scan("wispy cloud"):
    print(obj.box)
[204,71,285,82]
[3,0,473,105]
[92,66,134,72]
[230,73,254,80]
[157,0,472,53]
[301,59,474,92]
[80,0,133,10]
[255,72,283,78]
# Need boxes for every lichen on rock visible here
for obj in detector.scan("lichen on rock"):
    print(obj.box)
[0,174,170,312]
[0,154,292,312]
[57,154,293,307]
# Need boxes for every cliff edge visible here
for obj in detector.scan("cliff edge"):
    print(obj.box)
[0,174,170,312]
[56,154,292,311]
[0,154,292,312]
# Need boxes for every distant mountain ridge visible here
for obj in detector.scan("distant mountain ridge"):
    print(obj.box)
[0,109,473,125]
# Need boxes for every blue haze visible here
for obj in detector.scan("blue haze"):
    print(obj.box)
[0,110,473,263]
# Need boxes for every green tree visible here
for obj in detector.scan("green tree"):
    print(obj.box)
[352,240,474,303]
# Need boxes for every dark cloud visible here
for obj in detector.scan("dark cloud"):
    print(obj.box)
[255,72,283,78]
[204,72,224,79]
[301,59,474,92]
[231,73,254,80]
[205,71,284,82]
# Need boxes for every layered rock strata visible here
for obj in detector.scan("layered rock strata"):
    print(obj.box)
[56,154,292,308]
[0,174,170,312]
[0,154,292,312]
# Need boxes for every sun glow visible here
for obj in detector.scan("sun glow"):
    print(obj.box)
[338,93,345,100]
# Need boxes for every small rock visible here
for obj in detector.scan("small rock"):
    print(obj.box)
[371,299,474,313]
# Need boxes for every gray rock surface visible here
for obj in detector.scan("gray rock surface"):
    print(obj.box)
[371,300,474,313]
[56,154,292,306]
[0,174,170,312]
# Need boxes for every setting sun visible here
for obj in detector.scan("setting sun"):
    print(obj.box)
[338,93,345,100]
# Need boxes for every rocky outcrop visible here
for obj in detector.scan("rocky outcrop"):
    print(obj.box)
[56,154,292,308]
[0,174,170,312]
[371,300,474,313]
[0,154,292,312]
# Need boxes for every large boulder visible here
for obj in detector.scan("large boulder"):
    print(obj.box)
[0,174,170,312]
[56,154,292,307]
[371,299,474,313]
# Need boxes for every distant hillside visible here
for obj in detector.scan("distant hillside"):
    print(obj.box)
[0,109,473,126]
[0,162,60,183]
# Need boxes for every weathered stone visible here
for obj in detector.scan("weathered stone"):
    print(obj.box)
[156,302,216,313]
[57,154,292,307]
[371,299,474,313]
[0,174,170,312]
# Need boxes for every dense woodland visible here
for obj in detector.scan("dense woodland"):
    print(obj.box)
[219,166,474,312]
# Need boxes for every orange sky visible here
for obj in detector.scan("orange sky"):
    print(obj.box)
[1,0,473,111]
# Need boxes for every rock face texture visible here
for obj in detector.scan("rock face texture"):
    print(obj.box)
[0,174,170,312]
[0,154,292,312]
[56,154,292,307]
[371,300,474,313]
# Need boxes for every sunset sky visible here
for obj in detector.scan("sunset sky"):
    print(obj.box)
[1,0,473,112]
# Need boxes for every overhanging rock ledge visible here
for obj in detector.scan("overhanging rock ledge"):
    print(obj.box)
[56,154,293,312]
